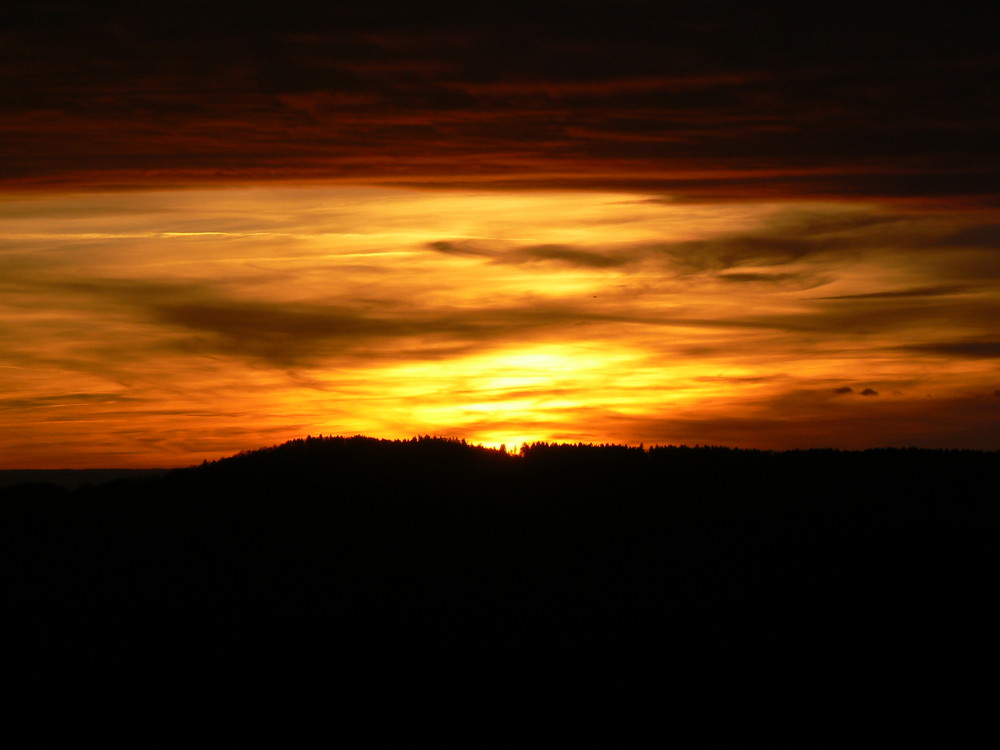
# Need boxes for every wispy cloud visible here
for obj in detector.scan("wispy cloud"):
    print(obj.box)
[429,240,626,268]
[3,187,1000,466]
[816,285,977,300]
[903,342,1000,359]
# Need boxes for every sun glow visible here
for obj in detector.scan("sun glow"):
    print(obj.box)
[2,185,999,467]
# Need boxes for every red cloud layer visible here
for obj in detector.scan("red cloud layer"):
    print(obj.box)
[2,2,997,203]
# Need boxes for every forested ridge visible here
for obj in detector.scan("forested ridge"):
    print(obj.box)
[3,435,997,685]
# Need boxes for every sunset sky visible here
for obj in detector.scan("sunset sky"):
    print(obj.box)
[3,1,999,467]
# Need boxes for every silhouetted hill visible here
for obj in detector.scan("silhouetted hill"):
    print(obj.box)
[3,435,997,695]
[0,467,169,490]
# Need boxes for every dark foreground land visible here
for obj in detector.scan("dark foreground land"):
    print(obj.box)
[3,436,997,689]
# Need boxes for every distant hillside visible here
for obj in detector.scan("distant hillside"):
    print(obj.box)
[3,435,997,690]
[0,467,169,490]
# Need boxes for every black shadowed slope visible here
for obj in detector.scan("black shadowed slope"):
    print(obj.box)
[2,435,997,687]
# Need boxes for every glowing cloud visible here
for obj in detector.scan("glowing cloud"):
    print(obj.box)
[2,186,999,466]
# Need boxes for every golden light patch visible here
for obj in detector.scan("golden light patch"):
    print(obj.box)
[3,186,999,466]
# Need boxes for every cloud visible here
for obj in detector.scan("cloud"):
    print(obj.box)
[429,207,928,279]
[832,386,881,397]
[41,277,644,368]
[519,244,625,268]
[647,208,924,274]
[0,393,141,411]
[657,234,818,270]
[940,224,1000,249]
[428,240,494,259]
[428,240,625,268]
[2,4,998,203]
[694,375,778,385]
[717,273,804,284]
[816,285,977,300]
[6,194,996,386]
[904,342,1000,359]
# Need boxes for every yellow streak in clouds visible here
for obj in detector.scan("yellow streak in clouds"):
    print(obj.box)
[2,186,999,467]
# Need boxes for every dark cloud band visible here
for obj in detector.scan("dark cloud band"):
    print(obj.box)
[2,2,997,203]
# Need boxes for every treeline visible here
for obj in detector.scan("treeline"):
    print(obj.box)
[2,435,997,687]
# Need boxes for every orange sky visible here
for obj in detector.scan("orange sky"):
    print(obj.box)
[3,185,999,467]
[2,2,999,467]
